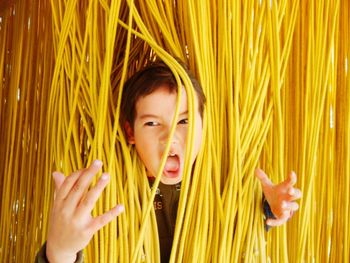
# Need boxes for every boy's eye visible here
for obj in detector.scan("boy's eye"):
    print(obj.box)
[178,118,188,125]
[144,121,159,127]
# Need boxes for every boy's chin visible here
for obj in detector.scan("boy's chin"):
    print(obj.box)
[160,173,183,185]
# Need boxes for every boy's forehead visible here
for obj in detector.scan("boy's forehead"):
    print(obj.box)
[134,86,187,116]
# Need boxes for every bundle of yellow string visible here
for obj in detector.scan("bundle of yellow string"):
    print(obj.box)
[0,0,349,262]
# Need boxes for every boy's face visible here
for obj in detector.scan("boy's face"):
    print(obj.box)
[126,85,203,185]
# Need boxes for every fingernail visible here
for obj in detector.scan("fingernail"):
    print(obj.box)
[116,205,125,213]
[289,188,295,195]
[93,159,103,167]
[101,173,109,180]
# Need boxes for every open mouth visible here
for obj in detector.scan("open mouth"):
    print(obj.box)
[163,153,181,178]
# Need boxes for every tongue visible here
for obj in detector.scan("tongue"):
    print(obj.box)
[164,156,180,172]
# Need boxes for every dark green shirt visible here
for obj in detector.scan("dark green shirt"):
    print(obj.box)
[151,180,181,262]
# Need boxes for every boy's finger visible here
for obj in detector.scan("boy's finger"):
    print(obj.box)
[65,160,103,209]
[282,171,297,188]
[266,211,289,226]
[52,172,65,191]
[282,201,299,211]
[287,188,302,201]
[255,169,273,187]
[55,169,83,201]
[266,217,287,227]
[90,205,124,233]
[77,173,110,214]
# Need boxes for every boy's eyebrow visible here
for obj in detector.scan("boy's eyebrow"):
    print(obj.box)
[139,114,159,120]
[139,110,188,120]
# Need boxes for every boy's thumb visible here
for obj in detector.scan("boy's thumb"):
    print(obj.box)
[255,168,273,187]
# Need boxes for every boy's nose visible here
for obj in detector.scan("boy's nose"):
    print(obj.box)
[160,130,180,146]
[160,136,179,146]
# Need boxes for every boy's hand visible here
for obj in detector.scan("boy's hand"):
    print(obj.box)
[255,169,302,227]
[46,160,124,263]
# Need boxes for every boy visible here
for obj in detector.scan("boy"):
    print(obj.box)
[36,60,301,262]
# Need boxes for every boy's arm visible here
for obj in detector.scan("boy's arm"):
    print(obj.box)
[35,243,83,263]
[256,169,302,228]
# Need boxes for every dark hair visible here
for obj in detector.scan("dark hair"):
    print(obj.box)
[120,60,206,130]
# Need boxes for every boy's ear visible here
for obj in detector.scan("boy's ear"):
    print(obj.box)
[124,121,135,144]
